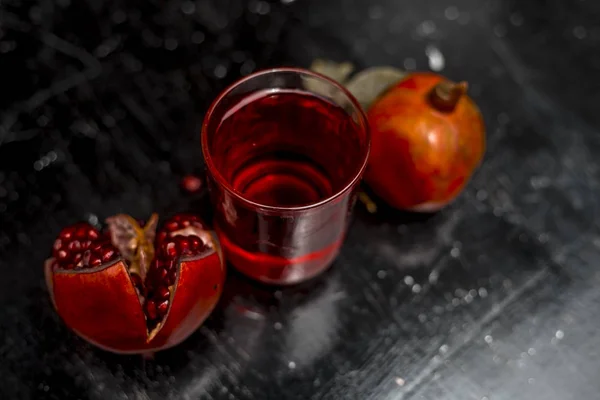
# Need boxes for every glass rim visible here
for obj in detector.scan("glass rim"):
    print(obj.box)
[201,67,370,212]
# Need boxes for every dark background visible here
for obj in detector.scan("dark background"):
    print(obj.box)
[1,0,600,399]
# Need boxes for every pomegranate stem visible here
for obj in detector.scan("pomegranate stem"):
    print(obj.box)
[428,80,468,113]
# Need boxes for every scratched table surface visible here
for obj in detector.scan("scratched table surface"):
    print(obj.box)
[1,0,599,399]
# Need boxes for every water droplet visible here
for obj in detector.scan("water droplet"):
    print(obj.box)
[0,41,16,53]
[428,270,439,284]
[403,58,416,70]
[425,45,445,71]
[478,287,488,298]
[416,20,436,37]
[452,298,460,307]
[112,10,126,24]
[444,6,459,20]
[164,38,178,51]
[274,322,282,330]
[369,6,383,20]
[484,335,493,344]
[457,13,471,25]
[418,313,427,323]
[404,275,414,285]
[281,0,296,3]
[528,348,536,356]
[439,344,449,354]
[181,1,195,14]
[450,247,460,258]
[464,294,473,304]
[528,378,535,384]
[240,59,256,75]
[555,330,564,339]
[573,26,587,39]
[29,6,42,23]
[251,1,271,15]
[377,270,387,279]
[476,189,488,201]
[192,31,205,44]
[530,176,551,189]
[87,213,99,226]
[412,284,422,293]
[497,112,510,125]
[494,25,507,37]
[288,361,296,369]
[510,13,524,26]
[214,64,228,79]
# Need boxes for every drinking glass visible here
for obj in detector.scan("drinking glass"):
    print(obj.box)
[201,67,369,285]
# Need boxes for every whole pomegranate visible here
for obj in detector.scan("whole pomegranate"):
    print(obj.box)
[365,72,486,212]
[44,213,225,354]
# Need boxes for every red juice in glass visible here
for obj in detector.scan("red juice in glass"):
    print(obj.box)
[202,68,369,285]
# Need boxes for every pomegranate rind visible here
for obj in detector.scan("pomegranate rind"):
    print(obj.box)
[148,244,225,348]
[49,259,148,353]
[365,72,485,212]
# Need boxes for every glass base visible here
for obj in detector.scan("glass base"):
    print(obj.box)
[215,225,341,285]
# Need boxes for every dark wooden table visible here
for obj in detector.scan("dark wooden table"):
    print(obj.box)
[2,0,599,398]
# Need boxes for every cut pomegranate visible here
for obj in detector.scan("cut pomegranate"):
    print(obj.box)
[45,213,225,354]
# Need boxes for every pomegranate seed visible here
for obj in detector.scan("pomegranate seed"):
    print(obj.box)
[145,301,157,320]
[157,266,168,281]
[189,235,201,250]
[89,257,102,267]
[164,241,177,258]
[166,221,179,231]
[157,286,170,300]
[130,273,143,290]
[175,237,190,254]
[57,250,68,260]
[88,229,99,240]
[157,300,169,317]
[166,260,176,271]
[181,174,203,193]
[68,240,81,252]
[75,226,89,239]
[53,239,62,251]
[167,270,176,285]
[102,249,115,262]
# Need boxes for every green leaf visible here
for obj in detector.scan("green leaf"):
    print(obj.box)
[345,66,406,110]
[309,59,355,85]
